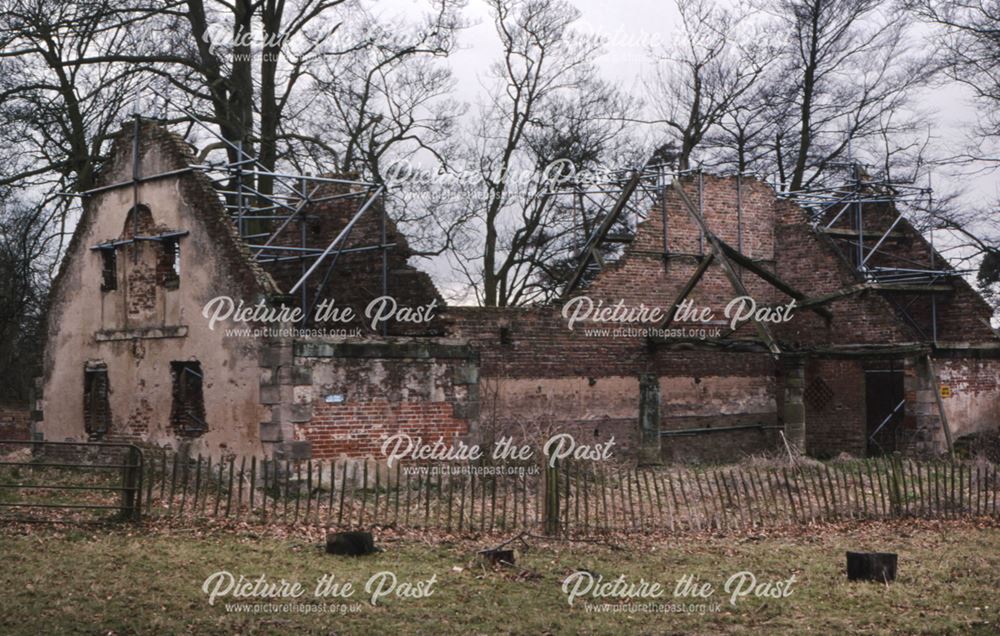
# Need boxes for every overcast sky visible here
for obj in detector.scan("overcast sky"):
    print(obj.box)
[373,0,998,302]
[398,0,997,203]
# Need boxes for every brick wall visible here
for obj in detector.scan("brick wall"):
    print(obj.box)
[302,400,467,458]
[444,303,779,461]
[772,200,915,346]
[0,406,31,441]
[935,355,1000,439]
[802,359,867,457]
[284,172,998,462]
[292,340,478,459]
[584,175,781,338]
[259,183,444,336]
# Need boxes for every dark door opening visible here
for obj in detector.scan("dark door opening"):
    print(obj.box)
[83,364,111,439]
[170,361,207,437]
[865,361,905,456]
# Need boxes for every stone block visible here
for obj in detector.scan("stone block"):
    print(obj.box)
[452,363,479,386]
[452,400,480,421]
[290,365,312,386]
[289,403,313,423]
[259,385,282,405]
[259,367,275,386]
[783,402,805,422]
[260,344,293,368]
[274,441,312,460]
[260,421,283,442]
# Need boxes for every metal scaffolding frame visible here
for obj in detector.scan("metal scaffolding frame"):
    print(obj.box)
[777,165,974,343]
[161,98,390,325]
[553,153,973,351]
[556,161,680,294]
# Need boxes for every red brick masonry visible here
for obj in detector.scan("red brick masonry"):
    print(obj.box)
[302,401,467,458]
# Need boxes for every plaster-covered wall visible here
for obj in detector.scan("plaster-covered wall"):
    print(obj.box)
[936,357,1000,439]
[39,128,271,457]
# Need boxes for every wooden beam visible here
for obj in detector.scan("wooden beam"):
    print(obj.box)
[796,343,929,357]
[720,282,867,336]
[659,254,714,329]
[792,282,871,309]
[651,338,932,358]
[673,180,781,356]
[718,241,833,322]
[563,168,646,295]
[821,227,904,239]
[649,337,773,352]
[925,355,955,458]
[868,283,953,293]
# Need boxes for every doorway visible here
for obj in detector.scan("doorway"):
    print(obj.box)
[865,360,905,456]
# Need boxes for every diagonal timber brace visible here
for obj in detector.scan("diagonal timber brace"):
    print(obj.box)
[717,242,833,322]
[660,254,714,330]
[562,167,646,296]
[670,179,782,355]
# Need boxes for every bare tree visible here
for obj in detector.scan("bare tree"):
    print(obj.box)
[496,79,641,304]
[644,0,769,170]
[0,0,151,274]
[0,191,51,402]
[768,0,933,191]
[0,0,147,193]
[921,195,1000,312]
[146,0,463,196]
[440,0,635,306]
[906,1,1000,312]
[0,0,465,267]
[909,1,1000,141]
[8,0,464,199]
[707,71,792,174]
[299,5,464,184]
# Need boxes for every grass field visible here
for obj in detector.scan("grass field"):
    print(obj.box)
[0,519,998,635]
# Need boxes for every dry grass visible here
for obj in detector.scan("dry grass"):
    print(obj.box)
[0,518,998,634]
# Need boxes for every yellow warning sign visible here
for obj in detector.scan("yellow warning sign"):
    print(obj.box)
[940,385,952,398]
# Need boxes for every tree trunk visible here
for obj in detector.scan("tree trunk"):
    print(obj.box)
[259,0,283,198]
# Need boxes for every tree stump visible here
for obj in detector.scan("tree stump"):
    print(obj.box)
[326,531,379,556]
[479,548,515,567]
[846,552,897,582]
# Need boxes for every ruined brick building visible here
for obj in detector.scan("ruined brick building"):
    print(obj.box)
[35,122,1000,462]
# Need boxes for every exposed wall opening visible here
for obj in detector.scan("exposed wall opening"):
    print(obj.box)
[123,204,154,236]
[865,360,906,456]
[170,361,206,436]
[100,249,117,291]
[83,363,111,439]
[159,237,180,288]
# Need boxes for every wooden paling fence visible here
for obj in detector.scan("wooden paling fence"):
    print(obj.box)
[138,451,1000,535]
[543,457,1000,535]
[141,452,544,533]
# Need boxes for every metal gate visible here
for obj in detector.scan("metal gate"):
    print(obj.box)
[0,440,144,523]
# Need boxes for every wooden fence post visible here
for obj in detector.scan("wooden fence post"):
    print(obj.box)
[544,459,560,535]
